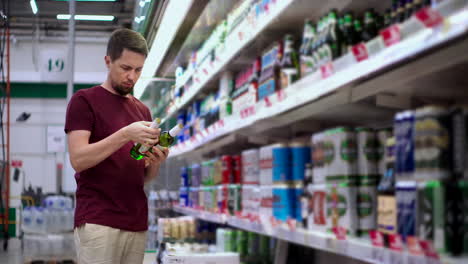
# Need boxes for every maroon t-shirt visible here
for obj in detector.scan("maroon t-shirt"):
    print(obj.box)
[65,85,151,232]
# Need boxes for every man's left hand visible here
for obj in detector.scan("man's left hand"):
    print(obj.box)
[144,146,169,168]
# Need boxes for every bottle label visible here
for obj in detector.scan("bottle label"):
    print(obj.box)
[138,144,150,154]
[320,62,334,79]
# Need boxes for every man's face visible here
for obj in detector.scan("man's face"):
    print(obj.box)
[105,49,146,96]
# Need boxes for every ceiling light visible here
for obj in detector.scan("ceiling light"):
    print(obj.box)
[30,0,38,15]
[57,14,115,21]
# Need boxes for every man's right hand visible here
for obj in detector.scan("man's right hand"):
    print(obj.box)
[122,121,160,146]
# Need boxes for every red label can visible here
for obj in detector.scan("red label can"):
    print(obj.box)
[221,155,233,184]
[233,155,242,184]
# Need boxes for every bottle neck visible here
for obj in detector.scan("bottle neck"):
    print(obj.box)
[169,125,183,137]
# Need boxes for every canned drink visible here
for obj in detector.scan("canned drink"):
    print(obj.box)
[259,144,277,185]
[217,228,226,252]
[180,220,189,242]
[217,185,229,214]
[377,194,397,235]
[396,181,417,241]
[325,127,358,182]
[230,229,238,253]
[228,184,242,215]
[247,232,259,258]
[241,184,257,218]
[273,144,291,183]
[199,186,205,210]
[224,229,233,252]
[395,111,415,179]
[311,132,326,183]
[242,148,260,184]
[221,155,233,184]
[273,184,291,222]
[308,184,328,232]
[191,164,201,187]
[259,235,270,260]
[190,187,199,209]
[181,167,190,187]
[377,129,392,177]
[179,187,189,207]
[291,183,304,222]
[327,181,358,235]
[357,178,378,235]
[356,128,379,177]
[444,180,467,255]
[233,155,242,184]
[291,142,311,182]
[205,186,216,212]
[260,185,274,220]
[414,106,451,180]
[451,106,468,180]
[213,158,223,185]
[237,230,248,258]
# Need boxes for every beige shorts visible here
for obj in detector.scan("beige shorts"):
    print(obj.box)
[74,223,147,264]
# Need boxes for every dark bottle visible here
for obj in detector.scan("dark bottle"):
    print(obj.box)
[280,34,300,89]
[343,13,359,50]
[338,16,348,55]
[413,0,424,10]
[354,18,364,44]
[404,0,415,20]
[424,0,432,7]
[397,0,406,23]
[300,20,317,77]
[362,9,378,42]
[384,8,392,28]
[391,0,399,24]
[328,9,344,59]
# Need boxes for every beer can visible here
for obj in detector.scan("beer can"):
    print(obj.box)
[325,127,358,181]
[241,184,258,218]
[191,163,201,187]
[213,158,223,185]
[291,183,304,222]
[221,155,233,184]
[396,181,417,241]
[273,184,290,222]
[217,185,229,214]
[377,129,392,177]
[228,184,242,215]
[260,185,274,219]
[311,132,326,184]
[291,142,311,182]
[377,194,397,235]
[216,228,226,252]
[247,232,260,258]
[356,127,379,177]
[189,187,199,209]
[273,144,291,183]
[327,181,358,235]
[242,148,260,184]
[445,180,468,255]
[308,184,328,232]
[199,186,205,210]
[181,167,190,187]
[259,235,271,259]
[451,106,468,180]
[237,230,248,258]
[233,155,242,184]
[395,111,415,179]
[259,144,277,185]
[414,106,451,180]
[179,187,189,207]
[357,178,378,235]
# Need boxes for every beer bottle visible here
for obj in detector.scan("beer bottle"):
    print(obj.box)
[328,9,344,59]
[343,13,359,50]
[300,20,314,55]
[158,123,184,148]
[413,0,424,11]
[362,9,378,42]
[391,0,399,24]
[354,18,364,45]
[396,0,406,23]
[130,118,161,160]
[280,34,300,89]
[384,8,392,28]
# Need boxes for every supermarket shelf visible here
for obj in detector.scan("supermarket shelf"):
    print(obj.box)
[173,206,468,264]
[162,0,381,124]
[168,0,468,159]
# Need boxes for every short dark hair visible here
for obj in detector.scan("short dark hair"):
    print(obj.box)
[106,28,148,61]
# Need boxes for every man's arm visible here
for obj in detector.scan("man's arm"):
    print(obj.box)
[68,121,160,173]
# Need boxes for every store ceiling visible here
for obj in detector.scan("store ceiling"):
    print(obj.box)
[8,0,136,36]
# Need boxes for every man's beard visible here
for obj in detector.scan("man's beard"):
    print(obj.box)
[112,81,134,96]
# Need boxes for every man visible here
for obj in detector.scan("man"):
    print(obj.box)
[65,28,167,264]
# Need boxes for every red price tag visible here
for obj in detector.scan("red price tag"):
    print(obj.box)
[202,68,209,76]
[380,25,401,47]
[277,89,286,102]
[332,226,347,240]
[407,236,424,256]
[369,230,384,247]
[388,234,404,252]
[320,62,334,79]
[286,218,296,231]
[419,240,440,259]
[351,43,369,62]
[415,7,443,28]
[238,31,244,42]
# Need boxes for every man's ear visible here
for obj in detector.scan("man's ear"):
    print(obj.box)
[104,55,111,69]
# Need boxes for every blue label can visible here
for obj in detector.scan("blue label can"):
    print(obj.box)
[396,181,417,241]
[181,167,189,187]
[395,111,415,178]
[273,144,291,183]
[179,187,189,207]
[291,143,311,182]
[290,184,304,222]
[191,164,201,187]
[273,184,291,222]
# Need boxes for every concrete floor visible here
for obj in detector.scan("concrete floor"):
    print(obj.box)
[0,239,156,264]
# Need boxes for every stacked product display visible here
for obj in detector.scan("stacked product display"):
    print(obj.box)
[147,190,179,250]
[157,216,276,264]
[178,104,468,258]
[21,195,76,260]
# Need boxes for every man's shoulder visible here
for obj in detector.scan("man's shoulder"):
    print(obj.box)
[75,85,102,96]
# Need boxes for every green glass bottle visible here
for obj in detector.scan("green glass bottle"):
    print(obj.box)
[384,8,392,28]
[280,34,300,88]
[362,9,378,42]
[130,118,161,160]
[158,123,184,148]
[354,19,363,44]
[328,9,344,59]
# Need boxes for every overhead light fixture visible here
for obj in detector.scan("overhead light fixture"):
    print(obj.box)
[57,14,115,21]
[30,0,38,15]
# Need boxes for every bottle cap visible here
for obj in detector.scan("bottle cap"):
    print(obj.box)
[169,123,184,137]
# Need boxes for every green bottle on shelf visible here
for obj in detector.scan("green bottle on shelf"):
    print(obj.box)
[130,118,161,160]
[158,123,184,148]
